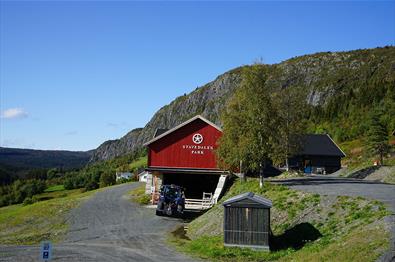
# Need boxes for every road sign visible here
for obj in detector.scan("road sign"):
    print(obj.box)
[40,241,52,261]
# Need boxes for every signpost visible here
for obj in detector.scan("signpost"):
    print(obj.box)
[40,241,52,261]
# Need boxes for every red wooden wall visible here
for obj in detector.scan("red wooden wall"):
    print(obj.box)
[148,118,222,169]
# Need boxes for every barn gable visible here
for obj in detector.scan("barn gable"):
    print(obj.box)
[145,115,223,170]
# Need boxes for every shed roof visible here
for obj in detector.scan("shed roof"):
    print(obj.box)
[223,192,272,208]
[143,115,222,146]
[299,134,346,157]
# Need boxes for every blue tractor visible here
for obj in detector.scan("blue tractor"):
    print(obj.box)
[156,184,185,217]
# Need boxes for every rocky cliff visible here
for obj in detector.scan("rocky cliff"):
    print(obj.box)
[90,46,395,162]
[89,68,243,162]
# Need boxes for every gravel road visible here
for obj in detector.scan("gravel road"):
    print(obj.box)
[272,176,395,211]
[0,183,197,262]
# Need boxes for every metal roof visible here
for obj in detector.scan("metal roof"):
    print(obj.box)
[223,192,272,208]
[299,134,346,157]
[143,115,222,146]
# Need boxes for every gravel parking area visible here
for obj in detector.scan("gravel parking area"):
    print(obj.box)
[0,183,197,262]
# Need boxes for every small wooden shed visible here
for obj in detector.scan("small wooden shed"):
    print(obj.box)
[223,192,272,250]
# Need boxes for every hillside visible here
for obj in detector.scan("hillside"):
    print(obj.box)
[91,46,395,162]
[0,147,92,170]
[170,179,390,261]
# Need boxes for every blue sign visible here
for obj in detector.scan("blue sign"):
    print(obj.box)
[40,241,52,261]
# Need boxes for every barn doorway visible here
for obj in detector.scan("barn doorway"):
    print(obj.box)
[162,173,220,199]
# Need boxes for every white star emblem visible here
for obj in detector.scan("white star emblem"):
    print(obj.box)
[192,133,203,144]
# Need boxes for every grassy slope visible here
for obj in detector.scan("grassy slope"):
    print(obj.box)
[0,187,97,245]
[129,182,151,205]
[170,179,389,261]
[129,156,147,170]
[44,184,65,192]
[338,138,395,183]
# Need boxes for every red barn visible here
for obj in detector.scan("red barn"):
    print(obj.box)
[144,115,228,207]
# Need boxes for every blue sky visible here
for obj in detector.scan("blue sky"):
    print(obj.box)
[1,1,394,151]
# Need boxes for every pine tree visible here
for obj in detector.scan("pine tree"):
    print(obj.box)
[367,109,389,165]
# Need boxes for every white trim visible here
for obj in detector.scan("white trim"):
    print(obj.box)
[326,134,347,157]
[143,115,222,146]
[148,165,222,171]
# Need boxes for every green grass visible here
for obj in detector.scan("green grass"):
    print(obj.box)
[129,183,151,205]
[339,138,395,175]
[0,188,98,245]
[170,178,390,262]
[44,184,65,192]
[129,156,147,171]
[278,223,389,262]
[169,234,292,262]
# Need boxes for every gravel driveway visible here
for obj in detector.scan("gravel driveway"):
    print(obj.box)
[0,182,197,262]
[272,176,395,211]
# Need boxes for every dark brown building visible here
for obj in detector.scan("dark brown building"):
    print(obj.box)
[288,134,346,174]
[223,192,272,250]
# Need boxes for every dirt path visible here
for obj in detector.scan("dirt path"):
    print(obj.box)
[0,183,197,262]
[273,176,395,262]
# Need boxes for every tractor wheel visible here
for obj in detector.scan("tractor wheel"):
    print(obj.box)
[166,205,173,216]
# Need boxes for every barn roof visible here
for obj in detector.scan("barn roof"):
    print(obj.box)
[143,115,222,146]
[299,134,346,157]
[223,192,272,208]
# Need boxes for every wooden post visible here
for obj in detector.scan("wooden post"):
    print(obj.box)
[240,160,246,183]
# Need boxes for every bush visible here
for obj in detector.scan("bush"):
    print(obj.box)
[100,171,116,188]
[116,177,132,184]
[0,179,46,207]
[84,180,99,191]
[23,197,35,206]
[63,172,86,190]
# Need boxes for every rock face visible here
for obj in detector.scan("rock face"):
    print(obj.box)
[90,68,243,162]
[90,46,395,162]
[89,128,143,162]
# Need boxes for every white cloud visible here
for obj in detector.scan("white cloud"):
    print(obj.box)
[1,108,28,119]
[65,131,78,136]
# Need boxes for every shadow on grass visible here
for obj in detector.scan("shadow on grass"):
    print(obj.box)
[270,222,322,251]
[347,166,380,179]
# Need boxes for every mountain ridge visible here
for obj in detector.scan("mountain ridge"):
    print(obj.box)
[89,46,395,162]
[0,147,92,170]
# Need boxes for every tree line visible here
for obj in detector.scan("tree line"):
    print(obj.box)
[0,148,146,207]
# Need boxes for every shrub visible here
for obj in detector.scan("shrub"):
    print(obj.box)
[63,172,86,190]
[116,177,132,184]
[100,171,116,188]
[84,180,99,191]
[23,197,35,206]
